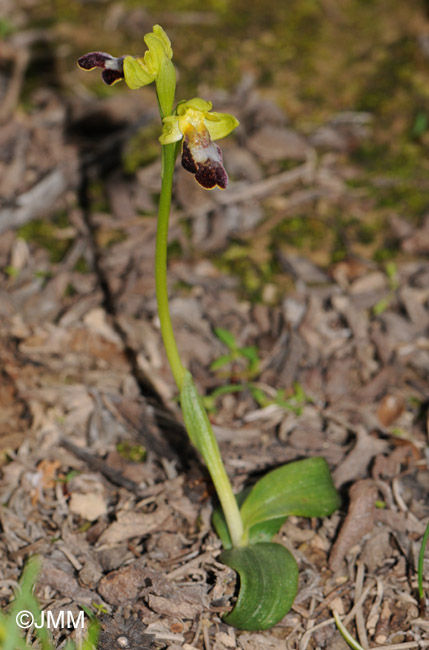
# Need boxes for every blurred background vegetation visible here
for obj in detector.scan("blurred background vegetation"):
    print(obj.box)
[3,0,429,299]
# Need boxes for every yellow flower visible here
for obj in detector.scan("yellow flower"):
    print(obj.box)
[123,24,173,90]
[77,25,175,116]
[160,98,239,189]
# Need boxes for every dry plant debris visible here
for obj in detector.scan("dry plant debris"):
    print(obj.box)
[0,7,428,650]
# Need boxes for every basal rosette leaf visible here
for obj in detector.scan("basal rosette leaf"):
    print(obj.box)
[214,457,340,548]
[240,456,341,538]
[212,492,286,550]
[220,542,298,630]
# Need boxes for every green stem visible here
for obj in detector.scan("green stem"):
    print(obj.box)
[155,143,186,389]
[155,143,244,547]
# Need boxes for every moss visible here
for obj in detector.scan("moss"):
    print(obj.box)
[167,240,183,259]
[64,283,77,297]
[350,139,429,223]
[18,216,73,263]
[74,256,90,274]
[4,266,20,279]
[355,37,417,114]
[34,269,53,281]
[357,222,377,245]
[88,181,110,213]
[96,229,127,249]
[375,185,428,218]
[373,241,400,262]
[274,216,329,251]
[216,240,278,302]
[116,441,146,462]
[173,279,193,293]
[0,18,15,37]
[122,124,161,174]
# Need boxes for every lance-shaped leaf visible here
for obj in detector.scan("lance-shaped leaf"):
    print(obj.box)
[214,327,237,349]
[240,456,340,538]
[212,491,286,550]
[180,371,243,548]
[220,542,298,630]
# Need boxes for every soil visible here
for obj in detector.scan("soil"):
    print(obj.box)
[0,2,428,649]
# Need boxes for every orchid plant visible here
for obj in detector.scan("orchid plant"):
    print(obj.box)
[78,26,340,631]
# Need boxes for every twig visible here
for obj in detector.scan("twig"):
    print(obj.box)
[392,476,408,512]
[166,550,215,580]
[299,617,335,650]
[215,158,315,206]
[202,620,212,650]
[190,615,202,647]
[377,641,429,650]
[354,564,369,649]
[0,46,30,124]
[59,437,140,493]
[343,580,375,627]
[0,168,73,235]
[366,576,384,637]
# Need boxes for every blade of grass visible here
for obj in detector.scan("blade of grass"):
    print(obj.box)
[418,521,429,601]
[332,610,366,650]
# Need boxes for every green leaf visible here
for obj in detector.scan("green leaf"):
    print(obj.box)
[412,111,428,137]
[220,543,298,630]
[240,457,340,534]
[418,521,429,601]
[247,517,287,544]
[203,382,248,413]
[238,346,259,363]
[212,502,234,548]
[213,492,287,549]
[248,385,270,406]
[238,346,260,376]
[214,327,237,350]
[210,354,233,371]
[180,371,244,548]
[373,294,392,315]
[180,371,218,456]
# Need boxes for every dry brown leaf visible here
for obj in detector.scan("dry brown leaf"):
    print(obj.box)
[376,394,405,427]
[372,444,417,480]
[148,594,201,619]
[97,559,149,606]
[38,559,99,605]
[69,492,107,521]
[333,427,387,487]
[97,504,170,545]
[329,478,378,572]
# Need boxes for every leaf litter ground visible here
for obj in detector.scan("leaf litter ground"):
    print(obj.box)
[1,5,429,650]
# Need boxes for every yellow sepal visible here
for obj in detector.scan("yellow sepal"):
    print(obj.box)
[177,98,213,115]
[205,111,240,141]
[159,97,239,144]
[123,56,156,89]
[159,115,182,144]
